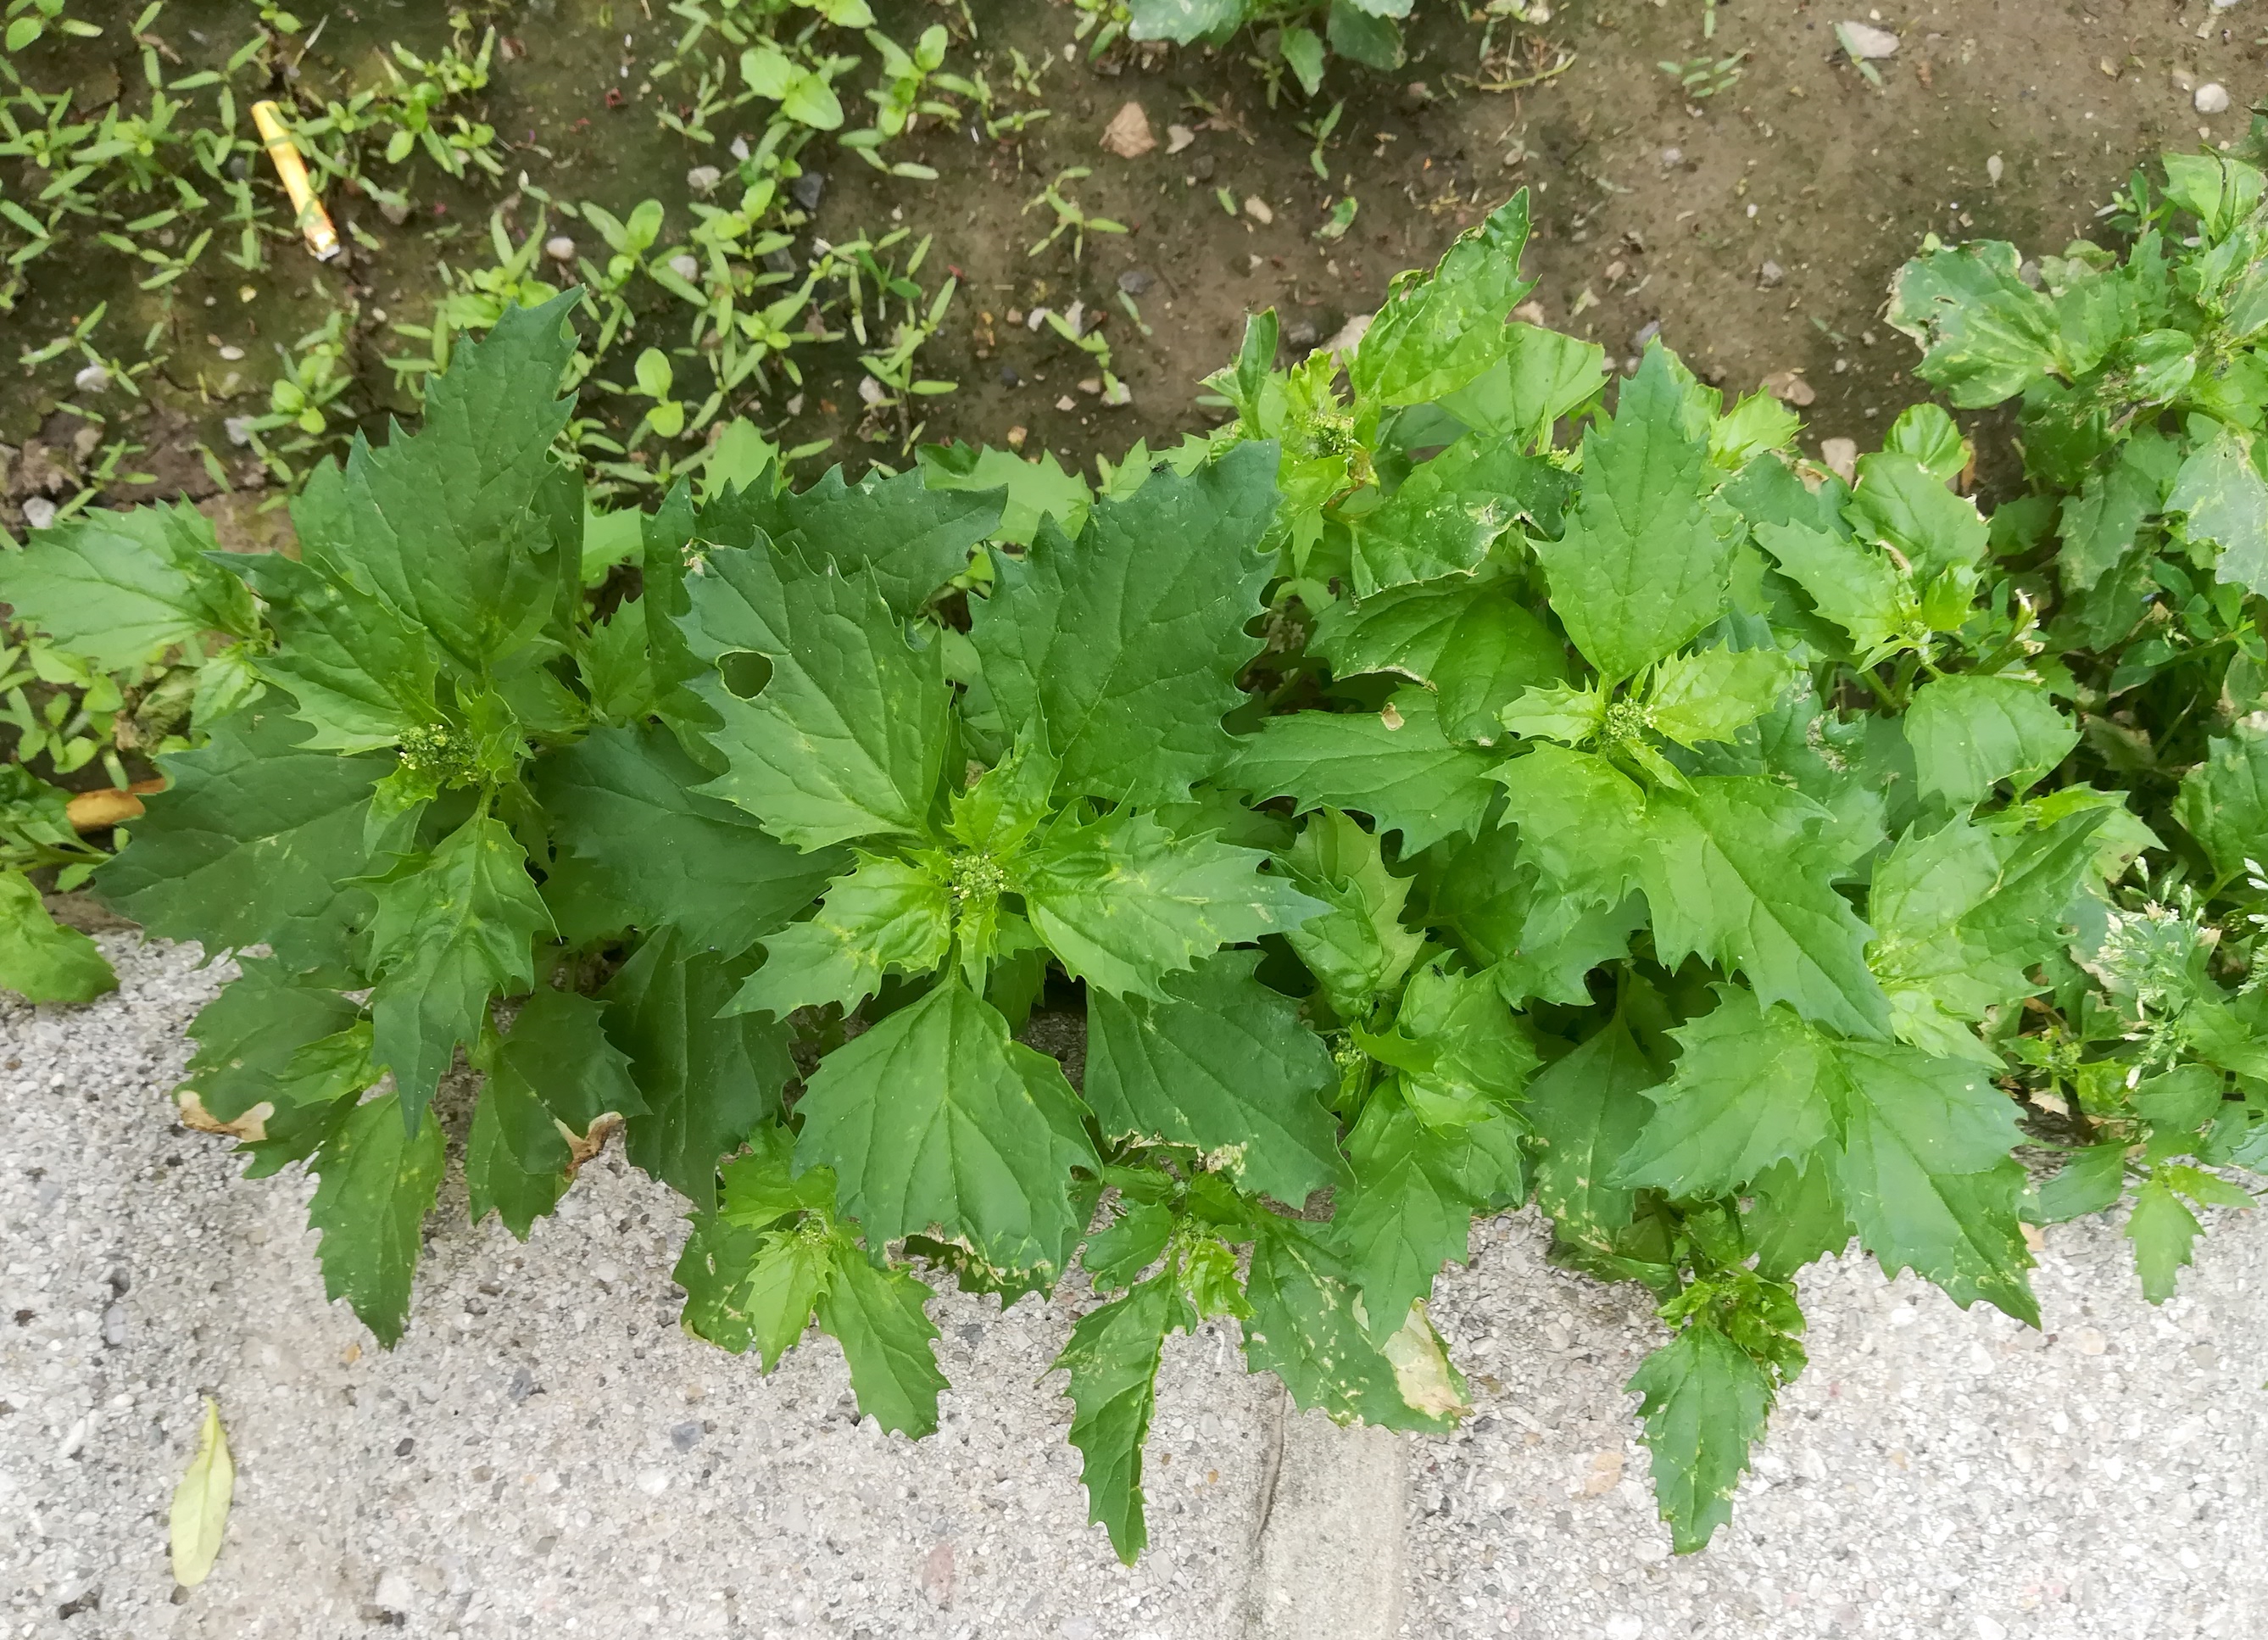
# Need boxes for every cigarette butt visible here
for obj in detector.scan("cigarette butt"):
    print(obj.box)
[250,100,341,262]
[67,779,166,833]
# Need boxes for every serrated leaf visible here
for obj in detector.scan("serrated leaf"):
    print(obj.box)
[465,1073,569,1239]
[0,871,114,1003]
[2058,449,2163,592]
[1333,1091,1519,1341]
[490,987,647,1137]
[2167,422,2268,595]
[1434,322,1609,450]
[687,550,950,850]
[1310,579,1568,743]
[2032,1143,2127,1224]
[795,979,1096,1276]
[169,1399,234,1587]
[1351,193,1534,407]
[308,1091,445,1346]
[1240,1215,1456,1431]
[292,295,580,669]
[918,442,1093,548]
[2126,1171,2203,1303]
[1886,240,2063,408]
[1082,1201,1176,1290]
[1628,1323,1775,1554]
[1753,519,1906,655]
[1343,435,1565,595]
[1530,343,1734,682]
[1230,690,1500,854]
[177,957,364,1124]
[1021,807,1321,1001]
[676,1215,833,1368]
[230,554,439,753]
[751,462,1003,615]
[969,443,1278,807]
[98,708,394,970]
[536,724,844,956]
[1278,809,1427,1015]
[1524,1013,1662,1254]
[1844,451,1987,578]
[1126,0,1244,44]
[815,1249,950,1436]
[603,928,794,1210]
[1054,1274,1182,1564]
[1744,1157,1855,1280]
[729,855,951,1018]
[1391,960,1538,1124]
[0,500,256,670]
[2174,721,2268,884]
[1831,1039,2036,1323]
[363,815,552,1129]
[1645,645,1797,748]
[1904,674,2076,807]
[1083,949,1345,1204]
[1618,989,1837,1197]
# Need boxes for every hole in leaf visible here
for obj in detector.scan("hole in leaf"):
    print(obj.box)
[718,651,772,699]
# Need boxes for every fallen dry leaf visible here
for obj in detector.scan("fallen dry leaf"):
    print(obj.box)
[66,779,164,832]
[1819,436,1860,484]
[170,1398,234,1587]
[1100,100,1155,159]
[177,1088,272,1142]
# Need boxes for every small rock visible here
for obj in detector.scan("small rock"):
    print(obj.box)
[1605,1618,1643,1640]
[1242,195,1274,226]
[997,365,1020,388]
[217,345,246,361]
[857,377,889,408]
[762,248,794,276]
[1061,1620,1100,1640]
[1399,81,1434,112]
[1078,377,1102,396]
[919,1541,956,1607]
[1056,394,1078,411]
[670,1421,701,1451]
[1284,320,1318,351]
[1101,379,1132,408]
[1005,426,1027,451]
[1190,153,1216,182]
[1323,312,1374,357]
[543,236,577,263]
[730,134,751,162]
[1975,1618,2009,1640]
[1762,369,1815,406]
[2195,82,2231,115]
[2074,1327,2107,1356]
[1819,438,1858,483]
[1838,20,1899,58]
[635,1468,670,1497]
[100,1303,125,1347]
[1512,299,1547,326]
[372,1570,415,1614]
[1986,153,2003,186]
[1100,100,1156,159]
[791,170,826,211]
[1116,267,1155,296]
[22,496,57,530]
[686,164,722,194]
[73,363,110,393]
[1165,123,1195,154]
[593,1260,622,1286]
[378,197,411,226]
[1658,146,1683,168]
[507,1365,539,1403]
[1758,258,1785,288]
[56,1414,87,1459]
[1631,319,1663,351]
[667,254,700,283]
[1025,307,1051,333]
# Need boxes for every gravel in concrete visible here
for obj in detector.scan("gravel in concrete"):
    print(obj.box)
[5,935,2265,1640]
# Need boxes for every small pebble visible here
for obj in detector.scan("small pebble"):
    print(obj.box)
[635,1469,670,1497]
[667,254,700,282]
[1056,394,1078,411]
[21,497,58,530]
[1838,20,1899,57]
[217,345,245,361]
[1986,153,2003,185]
[998,365,1020,388]
[73,363,110,393]
[791,171,826,211]
[1117,268,1155,296]
[1243,196,1274,226]
[1658,146,1683,168]
[1819,437,1858,483]
[543,236,577,262]
[685,165,722,194]
[1758,259,1785,287]
[372,1570,415,1613]
[2195,82,2230,114]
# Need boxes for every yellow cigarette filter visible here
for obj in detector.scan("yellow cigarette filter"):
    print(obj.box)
[250,100,341,262]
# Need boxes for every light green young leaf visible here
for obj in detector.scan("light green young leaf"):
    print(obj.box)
[169,1399,235,1588]
[1645,646,1797,748]
[1278,809,1428,1015]
[1881,403,1968,482]
[1844,451,1988,579]
[1617,989,1837,1197]
[1531,343,1734,682]
[0,500,256,670]
[1498,681,1608,745]
[795,980,1096,1276]
[1083,949,1345,1205]
[1021,807,1322,1001]
[308,1091,446,1347]
[1753,519,1907,656]
[1230,690,1501,854]
[727,856,951,1018]
[1053,1273,1183,1565]
[1628,1323,1776,1554]
[816,1251,950,1436]
[1343,436,1566,595]
[1126,0,1245,44]
[1904,674,2076,807]
[2126,1171,2203,1303]
[949,725,1060,856]
[1351,193,1534,407]
[688,551,950,851]
[1434,322,1609,450]
[969,443,1278,807]
[0,871,114,1003]
[364,815,552,1130]
[1391,961,1538,1124]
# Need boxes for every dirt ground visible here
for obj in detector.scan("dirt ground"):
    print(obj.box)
[1,0,2262,519]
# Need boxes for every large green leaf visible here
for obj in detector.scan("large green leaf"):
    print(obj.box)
[728,855,951,1018]
[0,872,114,1003]
[1053,1274,1182,1565]
[1628,1323,1776,1554]
[292,295,581,669]
[1753,519,1905,656]
[602,929,794,1210]
[1524,1013,1661,1255]
[1020,807,1321,1001]
[232,555,437,753]
[1886,240,2064,408]
[2176,722,2268,884]
[1083,950,1344,1204]
[1229,690,1499,854]
[98,707,393,971]
[794,980,1096,1276]
[2167,422,2268,595]
[307,1091,445,1347]
[688,549,950,850]
[750,463,1003,615]
[1126,0,1245,44]
[1843,452,1988,578]
[1351,193,1535,407]
[1310,579,1568,744]
[488,986,647,1139]
[969,443,1278,806]
[1617,989,1837,1197]
[1530,343,1734,682]
[1343,436,1564,595]
[176,957,364,1124]
[1434,322,1609,451]
[675,1215,830,1367]
[536,724,844,955]
[1904,674,2076,807]
[363,815,552,1129]
[465,1074,570,1239]
[815,1251,950,1436]
[0,500,255,670]
[1277,809,1427,1016]
[1332,1091,1519,1342]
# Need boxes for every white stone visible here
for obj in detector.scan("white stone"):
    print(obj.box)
[635,1468,670,1497]
[2196,82,2232,114]
[1838,20,1900,57]
[544,236,577,263]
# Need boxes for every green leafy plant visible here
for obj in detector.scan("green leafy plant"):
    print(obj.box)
[13,158,2267,1576]
[1095,0,1424,81]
